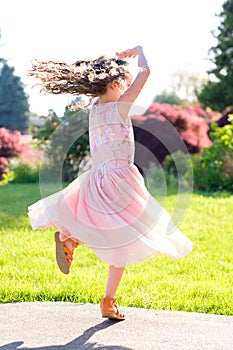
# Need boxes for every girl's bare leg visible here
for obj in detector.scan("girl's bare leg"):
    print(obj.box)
[105,265,125,298]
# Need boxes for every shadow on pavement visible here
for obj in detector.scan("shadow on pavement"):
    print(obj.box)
[0,319,132,350]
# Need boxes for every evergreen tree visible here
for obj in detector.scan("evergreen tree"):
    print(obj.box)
[198,0,233,111]
[0,59,29,133]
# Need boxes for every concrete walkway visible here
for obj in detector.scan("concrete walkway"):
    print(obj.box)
[0,302,232,350]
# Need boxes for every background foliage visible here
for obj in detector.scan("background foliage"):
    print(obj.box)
[32,107,90,182]
[0,59,29,133]
[198,0,233,111]
[0,128,30,180]
[192,116,233,192]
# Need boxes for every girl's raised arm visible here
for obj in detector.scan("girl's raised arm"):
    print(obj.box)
[117,45,150,117]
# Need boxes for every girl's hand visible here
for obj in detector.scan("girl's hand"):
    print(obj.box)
[116,46,141,59]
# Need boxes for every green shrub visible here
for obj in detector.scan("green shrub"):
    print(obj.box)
[163,150,192,177]
[146,150,193,196]
[192,119,233,192]
[9,159,40,183]
[148,118,233,194]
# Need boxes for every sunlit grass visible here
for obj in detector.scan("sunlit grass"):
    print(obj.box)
[0,183,232,315]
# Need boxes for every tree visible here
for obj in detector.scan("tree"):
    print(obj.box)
[198,0,233,111]
[153,90,183,105]
[0,59,30,133]
[154,69,206,106]
[171,68,207,103]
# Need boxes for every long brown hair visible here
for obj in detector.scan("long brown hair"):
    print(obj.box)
[28,56,131,106]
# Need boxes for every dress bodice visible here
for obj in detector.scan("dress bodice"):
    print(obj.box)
[89,102,135,169]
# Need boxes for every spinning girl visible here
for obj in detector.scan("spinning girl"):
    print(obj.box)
[28,46,192,321]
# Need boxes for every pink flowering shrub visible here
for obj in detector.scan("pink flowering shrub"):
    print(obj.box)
[131,103,221,172]
[145,103,221,150]
[0,128,30,180]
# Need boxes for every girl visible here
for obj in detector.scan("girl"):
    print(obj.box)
[28,46,193,321]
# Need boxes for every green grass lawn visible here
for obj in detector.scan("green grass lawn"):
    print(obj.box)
[0,183,232,315]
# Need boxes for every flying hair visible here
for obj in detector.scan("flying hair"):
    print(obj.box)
[28,56,131,107]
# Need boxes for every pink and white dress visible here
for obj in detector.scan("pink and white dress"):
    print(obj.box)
[28,102,192,267]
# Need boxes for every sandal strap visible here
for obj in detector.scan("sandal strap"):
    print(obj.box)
[113,301,125,318]
[63,246,73,256]
[66,238,79,249]
[63,246,75,263]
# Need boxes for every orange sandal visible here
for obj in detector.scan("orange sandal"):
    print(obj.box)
[54,231,79,274]
[100,297,125,321]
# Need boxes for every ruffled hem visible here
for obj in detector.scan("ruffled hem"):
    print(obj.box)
[28,165,192,267]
